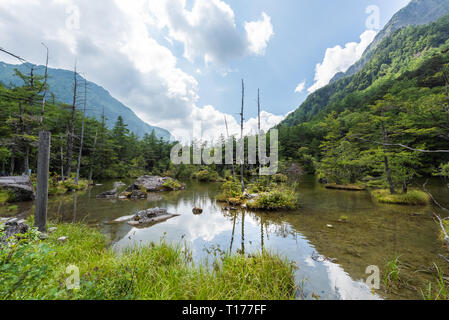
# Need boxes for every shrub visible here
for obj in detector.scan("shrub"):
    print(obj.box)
[193,170,220,182]
[216,180,243,203]
[162,179,182,191]
[59,178,89,192]
[371,189,430,206]
[273,173,288,183]
[247,188,299,211]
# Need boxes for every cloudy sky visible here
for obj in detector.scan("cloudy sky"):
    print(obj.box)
[0,0,410,141]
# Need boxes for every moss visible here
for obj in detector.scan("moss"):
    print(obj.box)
[371,189,431,206]
[0,222,296,300]
[216,179,243,203]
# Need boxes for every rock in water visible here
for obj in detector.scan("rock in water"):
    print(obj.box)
[192,207,203,215]
[1,220,30,243]
[113,207,180,227]
[126,176,185,193]
[97,188,118,199]
[0,176,35,202]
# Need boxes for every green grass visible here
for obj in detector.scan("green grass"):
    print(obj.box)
[371,189,430,206]
[0,222,296,300]
[0,191,9,205]
[384,256,402,292]
[422,264,448,300]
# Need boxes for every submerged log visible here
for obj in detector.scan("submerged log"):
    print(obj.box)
[0,176,35,202]
[325,184,366,191]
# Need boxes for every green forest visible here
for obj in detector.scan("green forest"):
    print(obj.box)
[278,13,449,196]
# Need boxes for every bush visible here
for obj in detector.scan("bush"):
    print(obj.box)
[59,178,89,192]
[273,173,288,183]
[162,178,182,191]
[371,189,430,206]
[247,188,299,211]
[193,170,220,182]
[216,180,243,203]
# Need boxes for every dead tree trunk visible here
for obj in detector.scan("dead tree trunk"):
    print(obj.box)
[75,78,87,184]
[88,129,98,182]
[39,43,49,126]
[66,64,77,178]
[381,120,395,194]
[60,134,64,181]
[224,115,236,179]
[240,79,245,192]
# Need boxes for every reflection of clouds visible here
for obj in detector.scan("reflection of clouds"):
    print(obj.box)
[170,213,233,242]
[323,261,381,300]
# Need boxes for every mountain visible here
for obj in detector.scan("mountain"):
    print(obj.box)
[281,0,449,127]
[331,0,449,83]
[0,62,171,140]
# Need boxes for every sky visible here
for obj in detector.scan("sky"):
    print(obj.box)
[0,0,410,141]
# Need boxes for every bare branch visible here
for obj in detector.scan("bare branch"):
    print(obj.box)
[351,135,449,153]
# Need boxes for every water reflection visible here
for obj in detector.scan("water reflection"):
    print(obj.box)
[2,177,449,300]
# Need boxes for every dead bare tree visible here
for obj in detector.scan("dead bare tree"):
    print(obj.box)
[60,134,64,181]
[240,79,245,192]
[224,115,235,179]
[88,129,98,183]
[75,77,87,184]
[39,43,49,126]
[258,88,261,173]
[66,62,78,178]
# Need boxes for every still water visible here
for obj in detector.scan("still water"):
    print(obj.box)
[3,175,449,300]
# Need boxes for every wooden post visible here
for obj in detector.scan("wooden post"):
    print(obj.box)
[35,131,51,232]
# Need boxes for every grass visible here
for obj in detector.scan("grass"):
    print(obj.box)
[0,190,9,205]
[422,264,448,300]
[371,189,431,206]
[0,222,296,300]
[384,256,402,293]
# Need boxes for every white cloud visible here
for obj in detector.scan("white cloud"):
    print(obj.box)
[0,0,276,140]
[148,0,274,65]
[308,30,377,93]
[294,81,306,93]
[245,12,274,56]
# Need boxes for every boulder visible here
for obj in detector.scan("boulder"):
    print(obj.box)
[113,207,180,227]
[192,207,203,215]
[125,176,185,193]
[0,176,35,202]
[97,182,127,199]
[97,188,118,199]
[1,220,30,243]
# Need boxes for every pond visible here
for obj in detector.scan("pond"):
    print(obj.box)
[2,175,449,300]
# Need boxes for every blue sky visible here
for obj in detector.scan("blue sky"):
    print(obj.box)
[0,0,410,140]
[191,0,410,119]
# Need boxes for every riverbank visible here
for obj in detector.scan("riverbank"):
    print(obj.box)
[0,222,296,300]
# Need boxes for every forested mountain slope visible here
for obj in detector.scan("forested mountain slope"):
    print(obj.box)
[0,62,171,140]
